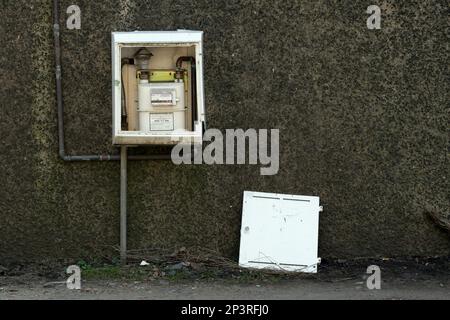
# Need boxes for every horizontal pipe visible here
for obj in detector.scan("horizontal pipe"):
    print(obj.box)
[176,56,195,69]
[61,154,172,161]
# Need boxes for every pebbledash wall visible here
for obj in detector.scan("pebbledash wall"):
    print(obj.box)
[0,0,448,263]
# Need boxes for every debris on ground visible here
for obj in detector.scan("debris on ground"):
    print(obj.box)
[0,247,448,288]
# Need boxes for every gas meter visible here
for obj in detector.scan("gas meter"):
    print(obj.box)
[112,31,206,145]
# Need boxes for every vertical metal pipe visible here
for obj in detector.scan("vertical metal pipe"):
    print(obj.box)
[53,0,66,158]
[120,146,128,265]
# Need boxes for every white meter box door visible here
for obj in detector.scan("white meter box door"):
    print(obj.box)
[112,30,206,145]
[239,191,322,273]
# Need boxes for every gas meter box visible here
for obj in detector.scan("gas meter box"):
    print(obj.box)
[112,31,206,145]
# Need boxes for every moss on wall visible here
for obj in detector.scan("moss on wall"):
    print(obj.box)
[0,0,448,263]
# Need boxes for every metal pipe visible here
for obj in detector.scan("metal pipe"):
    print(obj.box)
[176,57,197,129]
[120,146,127,264]
[52,0,172,267]
[52,0,170,162]
[191,63,197,128]
[176,56,195,69]
[62,154,171,161]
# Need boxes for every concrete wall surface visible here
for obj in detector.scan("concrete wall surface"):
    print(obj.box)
[0,0,448,263]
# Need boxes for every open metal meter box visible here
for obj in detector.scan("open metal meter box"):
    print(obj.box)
[112,30,205,145]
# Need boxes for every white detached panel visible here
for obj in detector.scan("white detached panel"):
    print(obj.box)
[239,191,321,273]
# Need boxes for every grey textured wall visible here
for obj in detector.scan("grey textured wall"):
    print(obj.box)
[0,0,448,263]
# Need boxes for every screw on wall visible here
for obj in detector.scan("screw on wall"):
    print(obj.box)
[66,4,81,30]
[367,5,381,30]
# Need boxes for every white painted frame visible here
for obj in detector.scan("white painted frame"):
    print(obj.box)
[112,30,206,145]
[239,191,322,273]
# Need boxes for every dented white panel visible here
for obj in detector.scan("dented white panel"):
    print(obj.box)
[239,191,321,273]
